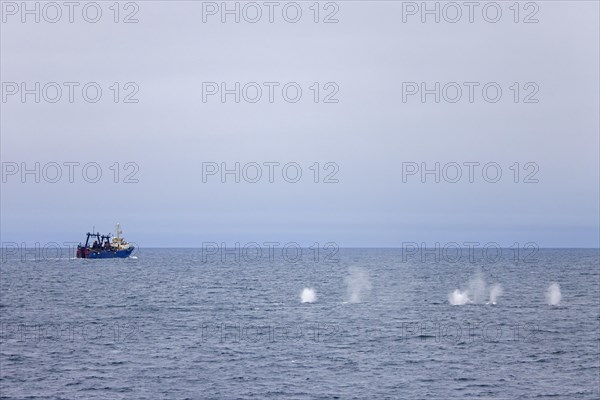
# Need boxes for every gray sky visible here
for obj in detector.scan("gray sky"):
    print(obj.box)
[1,1,599,247]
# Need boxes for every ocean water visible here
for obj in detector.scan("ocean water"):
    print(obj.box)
[1,248,598,399]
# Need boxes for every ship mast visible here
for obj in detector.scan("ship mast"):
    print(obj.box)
[116,223,122,241]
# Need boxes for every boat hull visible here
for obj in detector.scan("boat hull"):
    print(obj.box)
[76,247,134,259]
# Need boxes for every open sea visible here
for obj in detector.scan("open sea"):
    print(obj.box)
[1,248,599,399]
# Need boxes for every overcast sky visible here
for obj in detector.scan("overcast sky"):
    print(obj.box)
[1,1,599,247]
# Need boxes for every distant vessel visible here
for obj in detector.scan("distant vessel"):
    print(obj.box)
[76,223,135,259]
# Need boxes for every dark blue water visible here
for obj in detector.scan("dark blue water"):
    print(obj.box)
[1,248,599,399]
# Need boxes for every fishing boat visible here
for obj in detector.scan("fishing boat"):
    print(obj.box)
[76,223,135,259]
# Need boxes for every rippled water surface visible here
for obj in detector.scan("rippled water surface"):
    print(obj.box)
[1,249,599,399]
